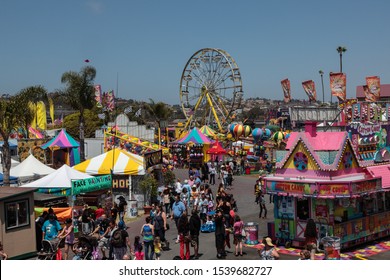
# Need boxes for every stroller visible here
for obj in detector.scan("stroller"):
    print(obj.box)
[72,235,99,260]
[201,210,216,233]
[37,237,65,260]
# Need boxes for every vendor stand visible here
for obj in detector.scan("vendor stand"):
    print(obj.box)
[264,122,390,249]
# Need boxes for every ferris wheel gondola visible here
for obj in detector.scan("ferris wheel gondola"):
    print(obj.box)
[180,48,243,133]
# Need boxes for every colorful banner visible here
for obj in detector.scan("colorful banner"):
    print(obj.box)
[330,72,346,102]
[366,76,380,101]
[29,102,37,129]
[363,85,376,102]
[94,85,102,107]
[103,90,115,112]
[48,97,55,123]
[302,80,316,101]
[281,78,291,103]
[37,101,47,130]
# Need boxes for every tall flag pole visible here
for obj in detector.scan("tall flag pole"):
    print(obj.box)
[302,80,317,102]
[281,78,291,103]
[366,76,380,102]
[329,72,346,102]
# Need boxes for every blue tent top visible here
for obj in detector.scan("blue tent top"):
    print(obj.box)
[0,173,18,185]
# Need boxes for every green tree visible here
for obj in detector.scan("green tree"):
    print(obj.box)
[61,66,97,162]
[144,99,172,145]
[63,109,102,139]
[0,95,25,186]
[17,85,48,137]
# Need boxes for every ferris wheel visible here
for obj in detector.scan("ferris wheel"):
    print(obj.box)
[180,48,243,133]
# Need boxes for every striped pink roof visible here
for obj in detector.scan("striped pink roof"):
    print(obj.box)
[366,165,390,188]
[286,131,347,151]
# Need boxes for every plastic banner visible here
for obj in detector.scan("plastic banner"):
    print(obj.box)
[330,72,346,102]
[366,76,380,101]
[302,80,316,101]
[281,78,291,103]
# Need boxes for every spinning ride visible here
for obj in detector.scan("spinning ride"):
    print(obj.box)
[180,48,243,133]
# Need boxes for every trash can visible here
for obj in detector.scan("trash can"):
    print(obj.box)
[321,236,341,260]
[128,200,138,217]
[244,222,259,245]
[245,167,251,175]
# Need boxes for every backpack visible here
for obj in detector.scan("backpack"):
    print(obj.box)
[111,229,124,247]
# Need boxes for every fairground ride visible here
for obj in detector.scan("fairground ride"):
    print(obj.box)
[179,48,243,134]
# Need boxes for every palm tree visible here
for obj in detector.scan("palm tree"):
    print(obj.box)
[61,66,97,162]
[0,95,26,186]
[336,46,347,73]
[17,85,48,137]
[144,99,172,147]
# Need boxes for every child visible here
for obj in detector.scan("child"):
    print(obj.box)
[154,236,162,260]
[134,245,144,260]
[132,236,141,255]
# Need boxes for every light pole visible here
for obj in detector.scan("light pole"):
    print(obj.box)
[336,46,347,73]
[319,70,325,103]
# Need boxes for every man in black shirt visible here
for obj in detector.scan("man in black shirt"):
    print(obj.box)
[214,209,226,259]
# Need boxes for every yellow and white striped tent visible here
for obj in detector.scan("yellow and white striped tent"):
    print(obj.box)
[73,148,145,175]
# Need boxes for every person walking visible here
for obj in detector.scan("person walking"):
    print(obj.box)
[304,218,318,247]
[233,215,244,257]
[57,218,74,260]
[189,209,201,259]
[153,205,168,248]
[42,214,62,241]
[259,195,267,219]
[171,195,186,243]
[141,216,155,260]
[111,220,131,260]
[178,210,190,260]
[209,163,216,185]
[214,209,226,259]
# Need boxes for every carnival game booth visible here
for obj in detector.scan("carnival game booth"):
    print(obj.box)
[41,129,81,167]
[264,122,390,250]
[206,140,227,161]
[73,148,145,213]
[174,127,213,168]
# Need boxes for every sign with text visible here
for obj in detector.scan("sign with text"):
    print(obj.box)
[144,150,163,170]
[71,175,112,195]
[266,181,314,195]
[318,184,349,196]
[112,175,130,190]
[352,179,380,194]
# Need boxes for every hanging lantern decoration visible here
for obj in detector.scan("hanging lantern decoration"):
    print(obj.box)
[229,123,237,135]
[243,125,252,137]
[252,128,263,143]
[233,124,244,139]
[272,131,284,142]
[264,128,271,139]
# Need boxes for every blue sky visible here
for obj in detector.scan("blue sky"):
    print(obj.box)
[1,0,390,104]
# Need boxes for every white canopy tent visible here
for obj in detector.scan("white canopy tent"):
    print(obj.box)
[22,164,94,189]
[10,154,55,182]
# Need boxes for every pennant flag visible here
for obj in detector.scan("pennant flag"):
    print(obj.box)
[98,113,106,120]
[281,78,291,103]
[302,80,316,101]
[330,72,346,102]
[103,90,115,112]
[37,101,47,130]
[366,76,380,101]
[29,102,37,129]
[363,85,376,102]
[48,97,55,123]
[94,85,102,107]
[124,106,133,114]
[135,108,142,117]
